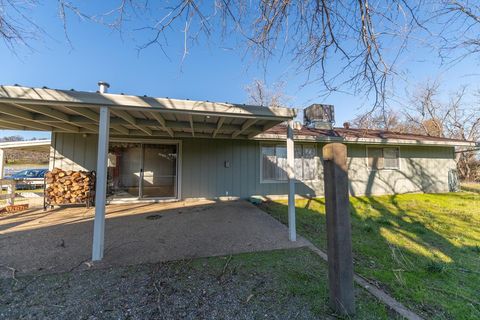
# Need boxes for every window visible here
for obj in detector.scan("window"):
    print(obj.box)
[367,147,400,170]
[261,144,319,182]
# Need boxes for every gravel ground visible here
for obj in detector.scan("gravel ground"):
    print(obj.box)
[0,248,393,320]
[1,200,308,276]
[0,254,315,319]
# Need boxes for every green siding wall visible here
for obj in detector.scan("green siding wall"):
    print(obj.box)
[347,144,456,195]
[50,132,98,171]
[51,133,456,199]
[181,139,322,198]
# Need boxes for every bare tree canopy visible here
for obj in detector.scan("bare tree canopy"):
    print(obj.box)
[245,79,289,108]
[350,109,409,133]
[1,1,480,108]
[351,81,480,181]
[352,81,480,139]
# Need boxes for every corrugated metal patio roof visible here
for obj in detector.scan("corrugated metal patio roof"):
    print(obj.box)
[0,85,296,139]
[257,124,478,147]
[0,139,51,152]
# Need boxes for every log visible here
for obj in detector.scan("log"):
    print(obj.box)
[44,168,95,206]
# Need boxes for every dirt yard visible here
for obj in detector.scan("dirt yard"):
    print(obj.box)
[0,248,396,320]
[0,200,308,276]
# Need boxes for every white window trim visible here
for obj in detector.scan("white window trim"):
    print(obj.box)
[365,145,401,171]
[260,142,321,184]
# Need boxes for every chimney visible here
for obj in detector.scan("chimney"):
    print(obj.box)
[303,104,334,130]
[343,122,350,129]
[98,81,110,94]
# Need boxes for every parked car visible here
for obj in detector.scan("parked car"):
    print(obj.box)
[4,169,48,190]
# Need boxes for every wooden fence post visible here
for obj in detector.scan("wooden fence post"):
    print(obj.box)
[7,180,15,205]
[0,149,4,179]
[322,143,355,315]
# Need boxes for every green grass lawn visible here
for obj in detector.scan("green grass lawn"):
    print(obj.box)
[259,193,480,320]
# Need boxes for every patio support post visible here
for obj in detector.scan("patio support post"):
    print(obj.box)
[287,119,296,241]
[322,143,355,315]
[0,149,4,179]
[92,106,110,261]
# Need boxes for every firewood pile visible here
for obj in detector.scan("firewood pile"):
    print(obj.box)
[4,204,29,213]
[44,168,95,207]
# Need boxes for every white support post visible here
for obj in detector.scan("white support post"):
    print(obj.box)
[287,120,296,241]
[0,149,4,179]
[92,106,110,261]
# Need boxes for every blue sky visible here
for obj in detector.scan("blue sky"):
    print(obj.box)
[1,2,478,140]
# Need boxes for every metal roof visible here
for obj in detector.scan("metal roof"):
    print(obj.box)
[0,85,296,139]
[256,125,478,147]
[0,139,51,152]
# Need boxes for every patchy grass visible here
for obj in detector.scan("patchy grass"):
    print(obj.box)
[0,187,44,206]
[259,193,480,320]
[0,248,395,319]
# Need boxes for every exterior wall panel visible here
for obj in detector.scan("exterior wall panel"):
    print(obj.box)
[347,144,456,195]
[51,133,456,199]
[51,132,98,172]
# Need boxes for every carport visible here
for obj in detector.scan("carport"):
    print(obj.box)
[0,139,51,179]
[0,83,298,262]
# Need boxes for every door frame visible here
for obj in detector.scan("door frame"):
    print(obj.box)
[109,138,182,201]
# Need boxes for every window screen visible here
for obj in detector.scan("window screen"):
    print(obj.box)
[275,146,288,181]
[261,144,319,181]
[302,145,318,180]
[383,147,400,169]
[367,147,399,170]
[261,146,276,181]
[294,146,303,179]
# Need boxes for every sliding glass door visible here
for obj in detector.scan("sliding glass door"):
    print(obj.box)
[141,144,177,198]
[108,143,142,199]
[108,142,178,200]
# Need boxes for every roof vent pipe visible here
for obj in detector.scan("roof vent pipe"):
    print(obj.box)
[98,81,110,94]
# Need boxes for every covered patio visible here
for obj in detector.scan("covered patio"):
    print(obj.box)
[0,200,308,277]
[0,83,298,262]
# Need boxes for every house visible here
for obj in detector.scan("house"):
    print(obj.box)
[0,83,476,261]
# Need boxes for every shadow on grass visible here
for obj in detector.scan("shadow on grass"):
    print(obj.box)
[258,193,480,319]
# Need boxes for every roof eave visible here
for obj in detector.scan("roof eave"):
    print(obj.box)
[0,86,296,120]
[341,137,477,147]
[253,133,476,146]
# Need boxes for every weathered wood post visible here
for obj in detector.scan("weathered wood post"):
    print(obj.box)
[322,143,355,315]
[6,180,15,205]
[0,149,4,179]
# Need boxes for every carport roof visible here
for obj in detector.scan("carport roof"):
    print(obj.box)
[0,139,51,152]
[0,85,296,139]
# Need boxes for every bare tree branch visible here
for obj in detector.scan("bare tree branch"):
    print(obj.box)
[2,1,480,113]
[245,79,290,108]
[352,81,480,181]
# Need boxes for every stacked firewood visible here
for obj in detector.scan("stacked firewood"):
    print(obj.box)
[44,168,95,206]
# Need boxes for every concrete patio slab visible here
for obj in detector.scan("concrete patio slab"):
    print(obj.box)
[0,200,308,277]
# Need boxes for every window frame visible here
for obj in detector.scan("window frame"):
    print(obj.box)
[260,143,321,184]
[366,145,401,171]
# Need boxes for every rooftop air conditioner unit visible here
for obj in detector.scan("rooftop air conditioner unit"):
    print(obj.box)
[303,104,334,129]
